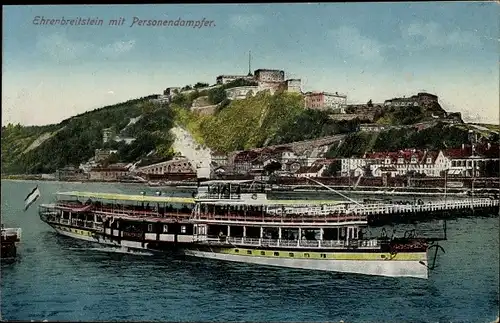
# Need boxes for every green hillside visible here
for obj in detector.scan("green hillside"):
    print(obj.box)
[1,91,364,174]
[326,121,498,158]
[1,96,175,174]
[173,91,363,153]
[2,87,496,176]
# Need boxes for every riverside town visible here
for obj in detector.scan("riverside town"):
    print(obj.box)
[4,60,499,276]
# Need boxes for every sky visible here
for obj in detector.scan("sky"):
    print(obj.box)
[2,3,499,126]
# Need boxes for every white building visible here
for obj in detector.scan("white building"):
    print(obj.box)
[341,157,375,177]
[254,69,285,83]
[150,94,169,104]
[102,128,113,144]
[283,79,302,93]
[323,92,347,111]
[304,92,347,112]
[295,164,326,178]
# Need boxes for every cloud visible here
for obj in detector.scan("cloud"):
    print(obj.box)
[401,21,481,49]
[36,33,93,62]
[329,26,385,62]
[229,14,265,31]
[107,90,115,95]
[100,40,136,58]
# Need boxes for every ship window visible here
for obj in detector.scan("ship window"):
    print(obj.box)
[181,226,186,234]
[235,249,239,253]
[320,253,327,258]
[148,224,153,232]
[289,252,294,257]
[247,250,252,255]
[304,253,310,258]
[260,251,265,256]
[163,225,168,233]
[274,252,279,256]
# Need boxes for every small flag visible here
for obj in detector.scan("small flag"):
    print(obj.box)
[24,186,41,211]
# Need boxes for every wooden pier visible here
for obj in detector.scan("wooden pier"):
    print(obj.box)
[360,198,499,225]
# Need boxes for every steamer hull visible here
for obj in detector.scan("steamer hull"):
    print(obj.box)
[183,248,428,279]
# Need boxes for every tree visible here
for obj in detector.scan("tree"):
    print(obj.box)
[171,93,190,109]
[208,87,227,105]
[194,82,209,89]
[264,161,282,175]
[322,160,341,177]
[101,152,120,167]
[367,99,373,107]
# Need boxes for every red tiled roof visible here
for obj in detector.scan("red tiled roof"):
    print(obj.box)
[443,147,472,159]
[440,143,498,159]
[423,151,439,164]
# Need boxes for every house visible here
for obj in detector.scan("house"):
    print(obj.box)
[365,149,427,177]
[55,166,89,181]
[341,157,376,177]
[94,149,118,162]
[88,164,130,182]
[295,164,326,178]
[359,124,387,132]
[443,143,499,177]
[232,150,260,174]
[304,92,347,112]
[282,79,302,93]
[211,151,229,167]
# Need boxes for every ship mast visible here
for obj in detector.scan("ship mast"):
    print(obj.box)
[247,50,252,76]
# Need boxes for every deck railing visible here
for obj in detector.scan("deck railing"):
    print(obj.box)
[41,197,498,224]
[194,213,367,224]
[223,236,381,249]
[350,198,498,216]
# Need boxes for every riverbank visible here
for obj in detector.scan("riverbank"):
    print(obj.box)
[3,177,499,198]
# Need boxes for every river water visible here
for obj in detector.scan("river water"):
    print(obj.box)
[1,180,498,322]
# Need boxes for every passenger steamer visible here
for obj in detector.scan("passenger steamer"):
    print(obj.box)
[38,180,445,279]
